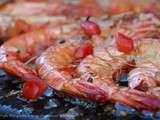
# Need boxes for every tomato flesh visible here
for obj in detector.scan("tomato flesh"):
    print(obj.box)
[74,42,94,59]
[81,21,101,38]
[116,32,134,54]
[22,80,48,100]
[22,81,39,100]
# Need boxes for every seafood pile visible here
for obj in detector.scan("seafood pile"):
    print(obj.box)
[0,0,160,115]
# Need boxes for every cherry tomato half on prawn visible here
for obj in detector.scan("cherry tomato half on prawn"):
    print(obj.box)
[22,80,48,100]
[81,17,101,38]
[74,42,94,59]
[116,32,134,54]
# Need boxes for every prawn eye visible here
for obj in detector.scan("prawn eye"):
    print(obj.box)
[116,32,134,54]
[81,17,101,38]
[59,40,66,44]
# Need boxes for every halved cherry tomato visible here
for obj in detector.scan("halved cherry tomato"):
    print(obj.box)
[22,80,47,100]
[116,32,134,54]
[74,42,94,59]
[22,81,39,100]
[81,20,101,38]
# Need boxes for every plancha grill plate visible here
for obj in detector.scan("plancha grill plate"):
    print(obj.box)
[0,70,159,120]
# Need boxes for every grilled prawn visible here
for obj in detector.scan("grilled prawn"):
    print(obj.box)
[0,13,78,42]
[0,22,83,99]
[0,14,31,42]
[118,14,160,40]
[116,14,160,92]
[127,39,160,92]
[1,1,103,19]
[35,37,160,111]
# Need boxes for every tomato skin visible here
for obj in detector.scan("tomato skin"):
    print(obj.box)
[81,21,101,38]
[116,32,134,54]
[74,42,94,59]
[22,80,48,100]
[22,81,39,100]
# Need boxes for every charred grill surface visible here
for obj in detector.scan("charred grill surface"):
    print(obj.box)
[0,70,159,120]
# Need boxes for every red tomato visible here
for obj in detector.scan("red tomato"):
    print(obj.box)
[116,32,134,54]
[81,20,101,38]
[22,81,39,100]
[74,42,94,59]
[22,80,48,100]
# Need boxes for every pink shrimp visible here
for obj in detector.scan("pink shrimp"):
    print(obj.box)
[36,38,160,111]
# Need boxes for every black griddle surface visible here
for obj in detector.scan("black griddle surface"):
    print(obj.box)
[0,70,159,120]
